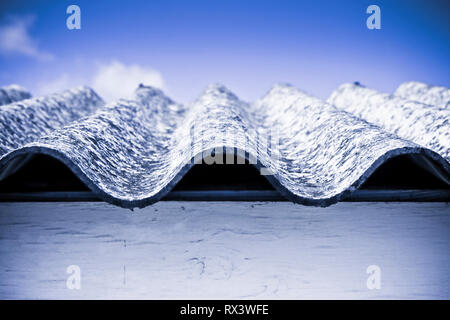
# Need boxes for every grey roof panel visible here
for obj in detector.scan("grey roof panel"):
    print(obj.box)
[0,82,448,208]
[0,85,31,106]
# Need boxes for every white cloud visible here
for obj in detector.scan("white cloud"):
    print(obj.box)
[0,15,53,61]
[91,60,164,101]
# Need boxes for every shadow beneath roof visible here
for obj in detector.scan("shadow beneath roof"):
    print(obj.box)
[0,153,447,202]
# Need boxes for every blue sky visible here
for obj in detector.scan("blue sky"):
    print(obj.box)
[0,0,449,102]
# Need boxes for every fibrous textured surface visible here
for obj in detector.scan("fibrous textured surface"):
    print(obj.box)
[0,85,31,106]
[0,82,449,208]
[395,81,450,109]
[328,83,450,162]
[0,86,104,155]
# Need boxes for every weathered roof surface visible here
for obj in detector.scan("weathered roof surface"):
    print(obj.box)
[0,82,448,208]
[328,82,450,161]
[395,81,450,109]
[0,85,31,106]
[0,86,104,155]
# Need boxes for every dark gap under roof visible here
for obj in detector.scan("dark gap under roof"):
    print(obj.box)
[0,154,89,192]
[361,154,449,189]
[0,153,448,202]
[172,155,275,191]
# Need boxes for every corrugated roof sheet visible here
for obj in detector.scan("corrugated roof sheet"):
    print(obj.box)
[0,82,448,208]
[0,85,31,106]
